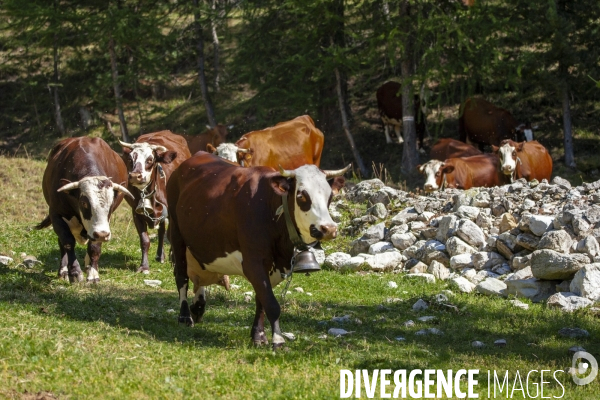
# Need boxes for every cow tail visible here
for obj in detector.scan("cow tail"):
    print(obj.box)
[35,215,51,230]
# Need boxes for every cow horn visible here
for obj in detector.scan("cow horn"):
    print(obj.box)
[119,140,135,149]
[150,144,167,153]
[323,164,352,179]
[279,165,296,178]
[112,183,135,200]
[237,147,251,154]
[57,181,80,192]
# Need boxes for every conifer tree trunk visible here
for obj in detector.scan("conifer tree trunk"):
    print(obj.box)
[210,0,220,93]
[52,33,66,137]
[108,34,130,142]
[400,1,419,174]
[562,82,575,168]
[193,0,217,128]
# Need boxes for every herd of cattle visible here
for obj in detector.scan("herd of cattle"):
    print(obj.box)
[32,84,554,349]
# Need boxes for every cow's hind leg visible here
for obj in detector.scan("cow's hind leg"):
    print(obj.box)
[395,124,404,144]
[384,124,393,144]
[155,219,166,263]
[251,298,268,346]
[85,241,102,283]
[170,216,193,326]
[189,285,207,324]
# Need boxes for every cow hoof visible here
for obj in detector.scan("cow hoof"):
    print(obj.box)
[87,278,100,284]
[69,273,84,283]
[155,255,165,263]
[178,316,194,327]
[252,332,268,346]
[136,266,150,274]
[272,342,286,351]
[59,272,69,281]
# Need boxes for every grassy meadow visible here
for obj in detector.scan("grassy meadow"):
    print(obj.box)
[0,155,599,399]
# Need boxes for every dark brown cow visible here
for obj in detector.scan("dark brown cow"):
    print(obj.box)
[493,139,553,182]
[235,115,324,169]
[182,124,229,155]
[167,152,349,349]
[418,154,509,192]
[429,138,482,161]
[459,97,534,150]
[35,137,133,283]
[120,130,191,274]
[376,81,426,147]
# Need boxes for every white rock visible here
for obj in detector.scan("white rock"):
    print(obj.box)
[294,287,304,293]
[505,278,556,302]
[388,281,398,289]
[575,236,600,258]
[395,337,406,341]
[368,241,395,255]
[472,341,485,348]
[412,299,429,311]
[570,264,600,301]
[456,206,480,220]
[529,215,555,236]
[417,316,436,322]
[461,268,477,282]
[343,256,366,271]
[446,237,477,257]
[391,232,417,251]
[476,278,508,297]
[494,339,507,347]
[144,280,162,287]
[450,254,474,270]
[547,292,593,312]
[324,252,352,270]
[0,255,13,266]
[328,328,352,337]
[331,315,351,323]
[509,299,529,310]
[531,250,590,280]
[472,251,506,270]
[365,251,403,272]
[450,276,476,293]
[455,219,486,248]
[506,266,533,281]
[281,332,296,341]
[428,260,451,280]
[538,230,573,254]
[405,273,436,284]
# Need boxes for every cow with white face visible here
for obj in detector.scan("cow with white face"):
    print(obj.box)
[206,142,250,164]
[167,153,348,349]
[418,160,445,192]
[120,131,192,274]
[36,137,133,283]
[493,139,552,182]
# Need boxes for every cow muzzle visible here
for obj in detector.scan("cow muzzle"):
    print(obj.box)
[128,172,146,185]
[502,166,514,175]
[92,230,111,242]
[310,223,337,241]
[424,183,437,192]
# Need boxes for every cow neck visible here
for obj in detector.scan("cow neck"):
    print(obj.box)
[280,192,309,251]
[138,162,166,223]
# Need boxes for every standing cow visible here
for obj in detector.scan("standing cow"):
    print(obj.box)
[493,139,553,182]
[234,115,324,169]
[181,124,229,155]
[376,81,426,147]
[35,137,133,283]
[119,130,191,274]
[167,152,349,349]
[459,97,534,150]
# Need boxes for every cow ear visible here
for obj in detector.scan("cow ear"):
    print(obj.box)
[122,147,132,155]
[492,145,499,153]
[416,164,423,173]
[442,165,455,174]
[206,143,217,154]
[329,176,345,195]
[517,142,525,152]
[156,150,177,164]
[270,176,290,196]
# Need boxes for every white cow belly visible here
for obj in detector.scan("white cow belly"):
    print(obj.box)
[203,251,245,276]
[62,216,88,245]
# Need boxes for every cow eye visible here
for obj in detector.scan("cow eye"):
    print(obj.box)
[297,192,305,201]
[512,151,516,156]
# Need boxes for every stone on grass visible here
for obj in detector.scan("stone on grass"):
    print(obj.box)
[405,273,436,284]
[408,261,428,274]
[570,264,600,301]
[476,278,508,297]
[328,328,351,337]
[365,251,403,272]
[388,281,398,289]
[509,299,529,310]
[494,339,507,347]
[368,241,394,255]
[558,327,590,338]
[450,276,476,293]
[472,341,485,348]
[343,256,367,271]
[531,250,590,280]
[324,252,352,270]
[0,255,14,266]
[412,299,429,311]
[505,278,557,302]
[428,260,451,280]
[547,293,592,312]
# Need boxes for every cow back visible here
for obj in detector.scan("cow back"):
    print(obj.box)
[430,138,482,161]
[235,115,324,169]
[42,137,128,212]
[517,141,553,182]
[443,154,508,190]
[460,98,519,146]
[182,125,228,155]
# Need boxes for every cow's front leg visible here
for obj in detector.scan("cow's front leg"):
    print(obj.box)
[51,215,82,283]
[155,219,166,263]
[85,241,102,283]
[395,125,404,144]
[132,212,151,274]
[384,124,393,144]
[251,297,268,346]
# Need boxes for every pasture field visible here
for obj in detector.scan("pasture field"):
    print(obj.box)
[0,155,599,399]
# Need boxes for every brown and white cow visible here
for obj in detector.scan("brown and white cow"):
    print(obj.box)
[120,130,191,274]
[35,137,133,283]
[429,138,482,161]
[234,115,324,169]
[459,97,534,151]
[167,152,349,349]
[493,139,553,182]
[418,154,509,192]
[376,81,426,147]
[206,142,248,164]
[182,124,229,155]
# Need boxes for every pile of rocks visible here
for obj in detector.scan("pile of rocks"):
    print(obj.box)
[324,176,600,312]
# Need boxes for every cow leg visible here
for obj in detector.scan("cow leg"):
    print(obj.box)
[395,125,404,144]
[132,211,151,274]
[50,215,82,283]
[85,241,102,283]
[383,125,393,144]
[251,298,269,346]
[245,265,284,350]
[170,216,193,326]
[189,285,207,323]
[155,219,166,263]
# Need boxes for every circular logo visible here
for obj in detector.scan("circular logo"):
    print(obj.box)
[571,351,598,386]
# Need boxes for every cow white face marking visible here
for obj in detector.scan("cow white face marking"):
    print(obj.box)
[126,143,156,189]
[214,143,239,163]
[498,143,517,175]
[420,160,444,192]
[76,177,116,242]
[62,216,88,245]
[524,129,533,142]
[291,165,337,243]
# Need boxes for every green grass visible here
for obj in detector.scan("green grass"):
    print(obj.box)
[0,156,599,399]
